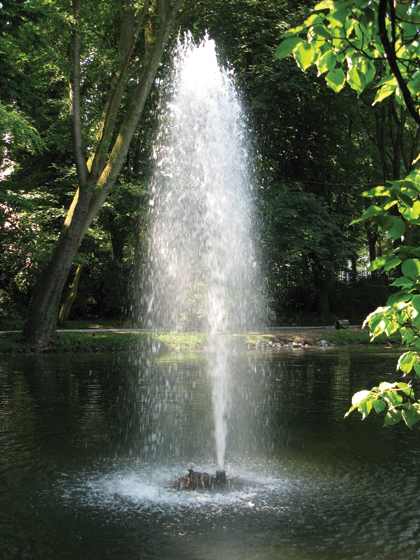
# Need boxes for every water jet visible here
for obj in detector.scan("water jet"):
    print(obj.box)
[144,34,259,473]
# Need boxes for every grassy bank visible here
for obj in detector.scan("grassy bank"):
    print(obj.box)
[0,327,403,354]
[0,331,267,354]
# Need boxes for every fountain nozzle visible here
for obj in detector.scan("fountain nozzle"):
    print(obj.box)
[216,469,226,483]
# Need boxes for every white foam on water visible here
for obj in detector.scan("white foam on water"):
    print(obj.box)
[56,462,285,514]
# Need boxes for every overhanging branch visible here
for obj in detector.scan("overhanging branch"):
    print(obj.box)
[378,0,420,125]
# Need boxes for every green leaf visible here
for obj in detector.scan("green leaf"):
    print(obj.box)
[314,0,333,9]
[388,218,406,240]
[384,408,402,426]
[362,59,375,86]
[383,258,402,271]
[362,205,385,219]
[317,49,336,74]
[396,382,415,398]
[312,24,332,39]
[373,84,397,105]
[373,399,386,413]
[401,259,420,281]
[395,87,405,107]
[330,8,347,27]
[294,41,317,70]
[407,76,420,97]
[391,276,414,288]
[352,389,371,406]
[401,407,420,429]
[347,66,366,94]
[325,68,346,92]
[412,295,420,313]
[386,290,412,305]
[359,398,372,418]
[398,192,414,207]
[368,256,387,271]
[276,37,303,59]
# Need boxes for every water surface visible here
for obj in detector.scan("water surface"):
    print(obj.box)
[1,346,419,559]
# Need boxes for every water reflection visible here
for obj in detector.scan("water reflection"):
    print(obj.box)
[1,347,420,560]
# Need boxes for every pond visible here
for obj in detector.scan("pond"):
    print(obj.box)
[1,346,419,560]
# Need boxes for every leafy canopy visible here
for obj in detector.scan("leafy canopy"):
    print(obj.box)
[277,0,420,115]
[277,0,420,429]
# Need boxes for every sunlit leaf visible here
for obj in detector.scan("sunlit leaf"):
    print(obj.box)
[398,351,418,374]
[377,74,398,88]
[347,66,366,94]
[314,0,333,9]
[396,382,415,398]
[325,68,346,92]
[386,291,412,305]
[368,256,387,271]
[351,389,371,406]
[294,41,317,70]
[391,276,414,288]
[276,37,303,59]
[317,49,336,73]
[373,84,397,105]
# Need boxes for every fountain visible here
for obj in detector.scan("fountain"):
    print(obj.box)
[144,34,259,475]
[4,38,420,560]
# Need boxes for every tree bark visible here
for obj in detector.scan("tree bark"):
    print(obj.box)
[23,0,186,347]
[57,265,83,327]
[378,0,420,126]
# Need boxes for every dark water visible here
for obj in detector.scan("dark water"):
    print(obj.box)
[1,346,419,560]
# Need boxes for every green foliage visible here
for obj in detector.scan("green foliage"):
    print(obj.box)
[345,382,420,429]
[342,170,420,427]
[277,0,420,427]
[268,185,355,271]
[0,102,45,154]
[205,1,381,319]
[277,0,420,104]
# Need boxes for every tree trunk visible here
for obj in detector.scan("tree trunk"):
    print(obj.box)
[23,187,93,346]
[57,265,83,327]
[23,0,186,348]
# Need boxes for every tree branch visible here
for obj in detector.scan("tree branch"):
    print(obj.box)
[378,0,420,125]
[86,0,186,221]
[90,0,150,179]
[69,0,88,185]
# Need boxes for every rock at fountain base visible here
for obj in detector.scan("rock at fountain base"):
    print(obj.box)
[173,469,239,491]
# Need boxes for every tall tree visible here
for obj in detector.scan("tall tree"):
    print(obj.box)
[19,0,193,348]
[199,0,376,317]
